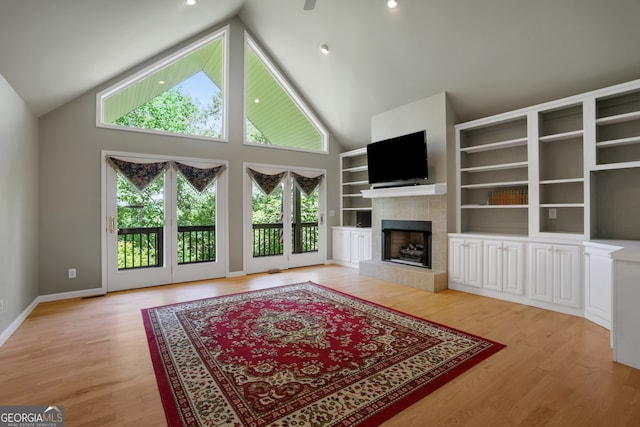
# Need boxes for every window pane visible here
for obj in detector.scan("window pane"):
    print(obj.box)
[251,182,284,257]
[116,173,165,270]
[177,174,217,264]
[245,40,325,152]
[101,31,226,139]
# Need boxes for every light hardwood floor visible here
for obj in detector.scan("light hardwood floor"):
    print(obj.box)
[1,265,638,426]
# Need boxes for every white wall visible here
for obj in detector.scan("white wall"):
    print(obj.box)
[0,72,39,334]
[37,18,343,295]
[370,92,451,184]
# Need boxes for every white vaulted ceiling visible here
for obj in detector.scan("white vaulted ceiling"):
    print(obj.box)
[1,0,640,150]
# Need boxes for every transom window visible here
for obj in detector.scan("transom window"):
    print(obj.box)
[245,34,327,153]
[97,27,228,141]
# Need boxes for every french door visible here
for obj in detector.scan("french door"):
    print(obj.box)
[103,152,227,292]
[244,163,326,274]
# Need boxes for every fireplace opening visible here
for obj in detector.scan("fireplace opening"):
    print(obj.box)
[382,220,432,268]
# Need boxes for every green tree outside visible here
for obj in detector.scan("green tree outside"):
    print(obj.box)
[113,82,317,266]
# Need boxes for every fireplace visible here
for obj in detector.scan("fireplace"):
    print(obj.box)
[382,220,432,268]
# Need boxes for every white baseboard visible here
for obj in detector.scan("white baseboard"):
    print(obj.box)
[0,298,38,347]
[227,271,246,278]
[327,260,358,269]
[0,288,105,347]
[37,288,105,303]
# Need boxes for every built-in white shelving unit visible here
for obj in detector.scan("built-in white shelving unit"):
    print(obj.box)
[339,147,371,226]
[450,78,640,370]
[452,79,640,239]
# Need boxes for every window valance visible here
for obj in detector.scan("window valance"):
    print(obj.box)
[174,162,226,193]
[106,157,170,192]
[107,156,225,194]
[246,168,288,196]
[291,171,324,196]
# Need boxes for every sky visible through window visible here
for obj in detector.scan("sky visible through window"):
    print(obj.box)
[176,71,222,134]
[179,71,217,105]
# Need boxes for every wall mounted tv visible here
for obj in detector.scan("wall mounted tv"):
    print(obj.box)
[366,130,428,188]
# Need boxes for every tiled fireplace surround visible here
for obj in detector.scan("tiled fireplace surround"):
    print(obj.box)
[359,194,448,292]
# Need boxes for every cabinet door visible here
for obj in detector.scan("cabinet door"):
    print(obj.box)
[553,244,581,308]
[350,231,371,264]
[359,231,372,262]
[530,243,554,303]
[465,239,483,288]
[449,238,466,283]
[332,229,351,262]
[502,241,526,296]
[483,240,503,291]
[584,251,612,329]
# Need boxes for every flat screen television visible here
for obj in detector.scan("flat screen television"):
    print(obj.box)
[366,130,428,188]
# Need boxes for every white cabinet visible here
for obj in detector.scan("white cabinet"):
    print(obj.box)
[530,243,582,308]
[332,227,371,268]
[449,237,482,288]
[483,240,526,296]
[611,250,640,370]
[350,230,371,264]
[584,243,616,330]
[332,228,352,264]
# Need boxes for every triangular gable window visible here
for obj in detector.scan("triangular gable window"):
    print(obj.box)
[97,27,228,140]
[245,33,327,153]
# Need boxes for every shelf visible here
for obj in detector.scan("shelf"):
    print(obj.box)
[596,135,640,148]
[343,165,368,173]
[461,180,528,189]
[456,78,640,239]
[540,203,584,208]
[540,178,584,185]
[340,147,371,227]
[341,147,367,157]
[461,204,528,209]
[593,160,640,171]
[539,129,583,143]
[460,137,527,153]
[596,110,640,126]
[460,161,528,173]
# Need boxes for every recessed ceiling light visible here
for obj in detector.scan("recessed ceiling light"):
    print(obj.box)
[186,0,196,5]
[385,0,398,8]
[159,80,166,85]
[254,98,260,103]
[320,44,329,54]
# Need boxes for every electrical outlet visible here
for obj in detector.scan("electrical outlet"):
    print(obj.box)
[549,208,557,219]
[68,268,77,279]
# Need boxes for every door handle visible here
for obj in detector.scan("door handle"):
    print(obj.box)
[109,216,117,234]
[319,213,324,225]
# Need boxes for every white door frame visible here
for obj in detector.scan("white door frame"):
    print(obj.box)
[101,150,228,292]
[243,162,326,275]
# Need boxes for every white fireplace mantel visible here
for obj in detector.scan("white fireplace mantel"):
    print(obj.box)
[361,183,447,199]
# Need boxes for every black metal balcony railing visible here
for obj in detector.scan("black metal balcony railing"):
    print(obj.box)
[252,223,284,257]
[178,225,216,265]
[118,227,163,270]
[118,222,319,269]
[252,222,319,257]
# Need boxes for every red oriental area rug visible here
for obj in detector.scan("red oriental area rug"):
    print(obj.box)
[142,282,505,426]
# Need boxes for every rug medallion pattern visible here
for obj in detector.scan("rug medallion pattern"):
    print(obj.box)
[142,282,505,426]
